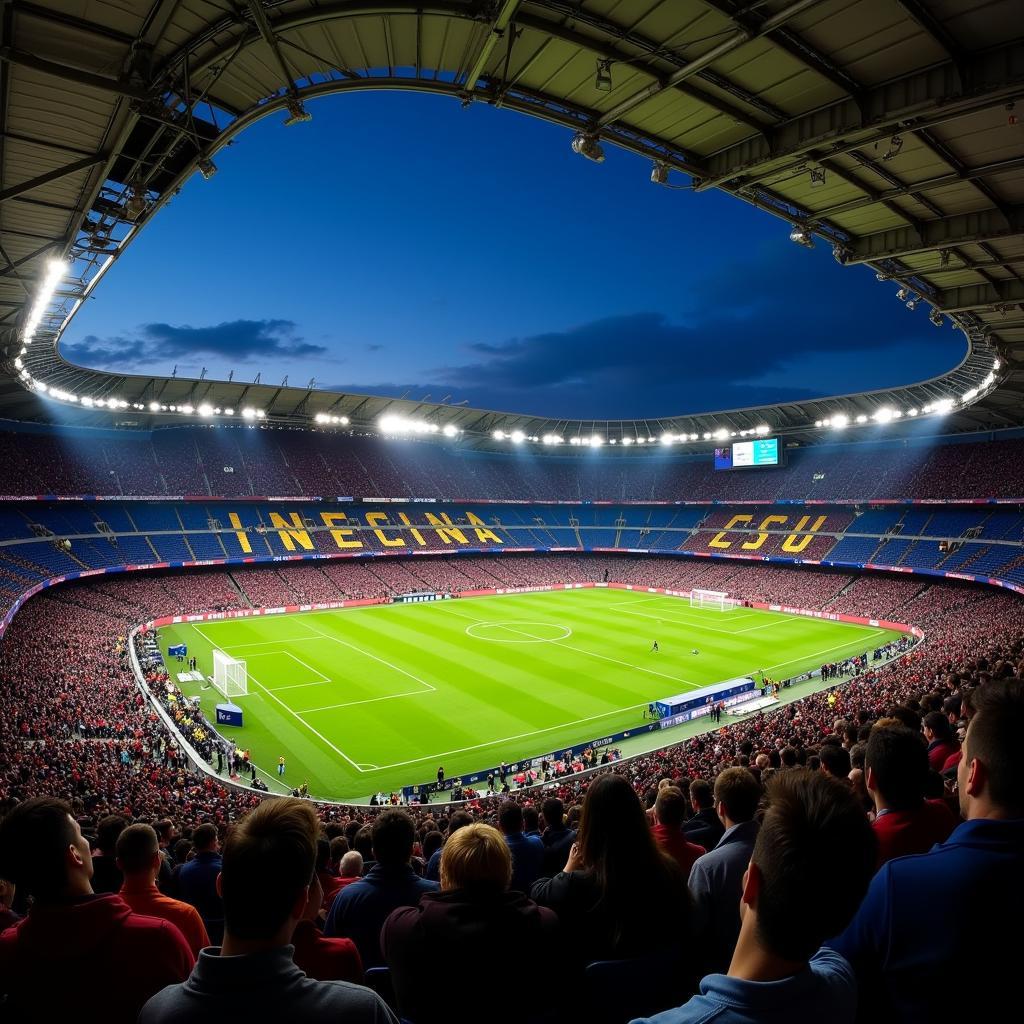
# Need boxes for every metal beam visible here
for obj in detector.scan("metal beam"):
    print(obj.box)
[847,205,1024,264]
[696,38,1024,191]
[462,0,520,96]
[894,1,968,68]
[595,0,821,129]
[0,155,105,204]
[0,46,152,101]
[938,279,1024,314]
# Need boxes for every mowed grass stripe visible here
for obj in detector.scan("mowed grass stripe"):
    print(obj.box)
[159,589,901,799]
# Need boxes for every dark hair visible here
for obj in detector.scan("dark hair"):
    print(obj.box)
[221,798,319,940]
[372,809,415,866]
[714,767,762,823]
[354,824,374,861]
[0,797,78,902]
[153,819,175,843]
[315,837,331,872]
[498,801,524,833]
[966,679,1024,815]
[192,823,218,851]
[865,725,928,810]
[780,746,798,768]
[96,815,127,855]
[819,744,852,779]
[448,810,474,835]
[522,807,540,833]
[654,786,688,828]
[541,798,565,828]
[923,710,953,742]
[752,772,876,962]
[423,830,444,861]
[329,836,349,863]
[172,838,192,865]
[116,824,160,874]
[689,779,713,809]
[577,774,689,950]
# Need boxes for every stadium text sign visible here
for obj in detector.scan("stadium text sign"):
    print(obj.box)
[705,513,830,553]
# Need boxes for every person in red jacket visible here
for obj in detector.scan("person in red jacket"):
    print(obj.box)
[0,797,194,1024]
[650,785,706,875]
[292,870,363,982]
[866,722,957,866]
[922,711,959,772]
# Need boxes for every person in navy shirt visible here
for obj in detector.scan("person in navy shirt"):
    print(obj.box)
[497,802,544,893]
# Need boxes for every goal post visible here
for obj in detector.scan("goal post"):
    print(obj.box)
[212,649,248,699]
[689,588,738,612]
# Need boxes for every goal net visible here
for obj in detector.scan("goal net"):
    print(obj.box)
[689,589,738,612]
[212,650,248,699]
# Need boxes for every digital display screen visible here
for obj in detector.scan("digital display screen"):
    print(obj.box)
[714,438,780,471]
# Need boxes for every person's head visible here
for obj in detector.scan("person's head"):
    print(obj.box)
[923,710,953,745]
[654,786,688,829]
[689,779,713,811]
[447,810,473,836]
[422,830,444,861]
[439,824,512,893]
[154,819,175,848]
[371,809,416,867]
[713,767,762,827]
[522,807,540,834]
[779,746,798,768]
[0,797,93,905]
[818,744,852,780]
[497,802,524,836]
[115,824,162,881]
[338,850,363,879]
[329,835,349,865]
[218,798,320,943]
[739,772,876,965]
[865,724,929,811]
[172,838,192,865]
[0,875,14,910]
[353,824,374,861]
[541,798,565,829]
[192,823,219,853]
[95,815,127,855]
[957,679,1024,820]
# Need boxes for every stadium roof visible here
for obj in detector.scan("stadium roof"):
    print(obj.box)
[0,0,1022,450]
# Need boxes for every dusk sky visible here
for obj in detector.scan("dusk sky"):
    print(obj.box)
[62,92,966,419]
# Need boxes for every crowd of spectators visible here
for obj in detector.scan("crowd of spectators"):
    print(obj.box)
[4,426,1024,502]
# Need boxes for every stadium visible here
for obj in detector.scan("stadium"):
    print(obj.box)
[0,2,1022,1022]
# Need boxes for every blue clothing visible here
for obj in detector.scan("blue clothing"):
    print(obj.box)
[177,851,224,942]
[688,820,759,976]
[324,863,437,968]
[425,848,442,883]
[828,817,1024,1022]
[632,949,856,1024]
[504,831,545,894]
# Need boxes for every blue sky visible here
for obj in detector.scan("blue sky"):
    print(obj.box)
[62,91,965,419]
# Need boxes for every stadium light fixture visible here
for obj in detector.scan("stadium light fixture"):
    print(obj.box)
[148,401,160,412]
[933,398,955,414]
[442,424,459,437]
[283,95,312,126]
[622,437,633,446]
[198,403,214,417]
[660,433,674,445]
[929,309,944,327]
[906,295,919,310]
[590,435,604,446]
[755,424,770,435]
[831,413,849,429]
[492,429,506,440]
[713,428,728,440]
[24,258,69,345]
[197,156,217,180]
[872,407,895,423]
[510,430,526,444]
[908,408,918,416]
[571,133,605,163]
[595,59,613,92]
[788,225,814,248]
[809,166,826,188]
[180,404,194,415]
[896,287,908,301]
[651,162,669,185]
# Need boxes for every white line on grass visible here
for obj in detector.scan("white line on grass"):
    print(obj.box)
[755,629,890,676]
[298,688,441,714]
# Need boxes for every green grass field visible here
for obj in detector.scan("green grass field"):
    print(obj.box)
[158,588,900,800]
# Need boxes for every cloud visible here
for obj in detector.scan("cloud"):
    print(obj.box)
[61,318,327,370]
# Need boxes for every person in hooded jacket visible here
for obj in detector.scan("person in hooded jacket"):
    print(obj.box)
[382,823,559,1024]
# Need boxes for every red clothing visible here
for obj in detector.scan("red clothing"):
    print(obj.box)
[927,739,958,772]
[317,869,345,912]
[873,799,959,866]
[651,823,706,874]
[0,893,194,1023]
[291,918,363,982]
[120,877,211,956]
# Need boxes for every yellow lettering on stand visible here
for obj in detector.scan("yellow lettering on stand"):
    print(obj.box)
[320,512,363,550]
[708,514,752,550]
[425,512,469,545]
[227,512,252,554]
[268,512,314,551]
[366,511,406,547]
[782,514,828,553]
[465,511,503,545]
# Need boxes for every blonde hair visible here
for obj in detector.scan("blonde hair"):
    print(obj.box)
[439,823,512,892]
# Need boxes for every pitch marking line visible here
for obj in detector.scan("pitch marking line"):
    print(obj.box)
[298,688,440,714]
[754,629,890,677]
[610,605,768,636]
[466,621,573,643]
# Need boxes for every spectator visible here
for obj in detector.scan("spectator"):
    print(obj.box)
[922,711,958,772]
[688,767,762,975]
[532,774,693,968]
[90,814,126,894]
[0,797,193,1023]
[292,870,363,983]
[651,787,706,875]
[425,810,472,882]
[177,822,224,944]
[830,679,1024,1021]
[324,809,437,967]
[335,851,364,891]
[818,743,852,781]
[141,798,394,1023]
[540,797,576,877]
[0,875,20,931]
[863,724,957,866]
[498,801,544,893]
[117,823,211,956]
[683,779,725,849]
[315,837,344,913]
[637,772,876,1024]
[383,824,559,1023]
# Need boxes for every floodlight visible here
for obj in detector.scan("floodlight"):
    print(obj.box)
[713,428,728,440]
[896,288,908,301]
[241,407,258,420]
[492,429,505,440]
[595,59,613,92]
[198,403,214,416]
[660,433,673,445]
[622,437,633,446]
[933,398,955,414]
[872,407,894,423]
[929,309,943,327]
[789,225,814,248]
[125,193,147,221]
[442,424,458,437]
[197,156,217,180]
[590,435,604,446]
[809,166,826,188]
[571,133,605,163]
[755,424,770,435]
[906,296,919,310]
[831,413,849,428]
[283,95,312,126]
[651,162,669,185]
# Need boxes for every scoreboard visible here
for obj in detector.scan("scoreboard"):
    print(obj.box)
[714,437,781,471]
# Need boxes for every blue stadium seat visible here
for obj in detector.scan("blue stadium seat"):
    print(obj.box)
[584,948,697,1024]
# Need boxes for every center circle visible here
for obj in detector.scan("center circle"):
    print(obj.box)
[465,621,573,643]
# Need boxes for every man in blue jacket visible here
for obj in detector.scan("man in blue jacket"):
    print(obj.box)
[498,801,544,892]
[177,823,224,944]
[828,678,1024,1022]
[324,809,437,967]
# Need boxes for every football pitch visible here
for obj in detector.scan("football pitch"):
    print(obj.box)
[157,588,901,800]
